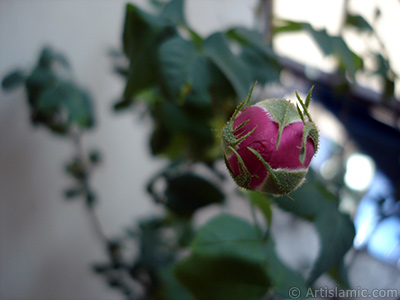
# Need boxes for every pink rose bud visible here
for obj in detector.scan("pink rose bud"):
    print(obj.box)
[222,84,319,196]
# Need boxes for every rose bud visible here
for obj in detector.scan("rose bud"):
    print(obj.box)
[222,84,319,196]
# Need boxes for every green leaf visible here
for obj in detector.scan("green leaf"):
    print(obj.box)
[203,32,253,101]
[159,35,212,107]
[272,173,355,284]
[122,3,176,102]
[263,237,308,298]
[327,258,351,289]
[246,191,272,228]
[309,208,354,284]
[64,187,82,199]
[239,47,281,84]
[306,26,334,56]
[38,81,94,129]
[160,0,186,25]
[159,36,198,100]
[273,20,306,35]
[175,215,270,300]
[332,36,363,80]
[175,255,270,300]
[191,214,264,263]
[165,173,224,216]
[345,14,373,32]
[160,264,194,300]
[1,70,25,91]
[122,3,164,57]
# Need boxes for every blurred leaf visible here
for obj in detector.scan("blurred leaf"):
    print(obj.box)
[263,237,308,298]
[122,3,164,57]
[309,207,354,284]
[345,14,373,32]
[160,264,194,300]
[383,77,395,101]
[203,32,253,101]
[38,81,94,129]
[134,217,176,270]
[273,20,305,34]
[240,47,281,84]
[159,36,198,100]
[159,36,213,107]
[273,173,355,284]
[86,190,97,207]
[64,187,82,199]
[332,36,363,80]
[327,258,351,289]
[191,214,264,262]
[175,255,270,300]
[65,157,86,180]
[273,21,363,80]
[165,172,224,215]
[89,149,102,164]
[246,191,272,227]
[161,0,186,25]
[38,46,70,69]
[1,70,24,91]
[26,67,58,105]
[122,3,176,102]
[175,214,270,300]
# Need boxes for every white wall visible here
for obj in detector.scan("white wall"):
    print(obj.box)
[0,1,256,299]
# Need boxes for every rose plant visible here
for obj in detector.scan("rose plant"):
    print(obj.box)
[222,84,319,195]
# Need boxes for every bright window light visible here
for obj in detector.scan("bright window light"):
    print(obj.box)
[344,153,375,192]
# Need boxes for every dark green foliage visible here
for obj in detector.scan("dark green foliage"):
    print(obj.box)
[116,1,283,162]
[272,171,355,285]
[2,46,95,134]
[175,214,271,300]
[148,168,224,216]
[1,70,24,90]
[2,1,374,299]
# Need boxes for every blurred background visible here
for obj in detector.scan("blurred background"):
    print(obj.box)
[1,0,400,299]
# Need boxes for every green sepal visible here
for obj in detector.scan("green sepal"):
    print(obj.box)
[232,81,257,120]
[257,99,301,149]
[248,147,308,196]
[300,122,319,164]
[221,82,257,155]
[228,146,253,189]
[295,90,313,122]
[295,87,319,163]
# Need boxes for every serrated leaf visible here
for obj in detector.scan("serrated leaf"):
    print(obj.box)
[203,32,253,101]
